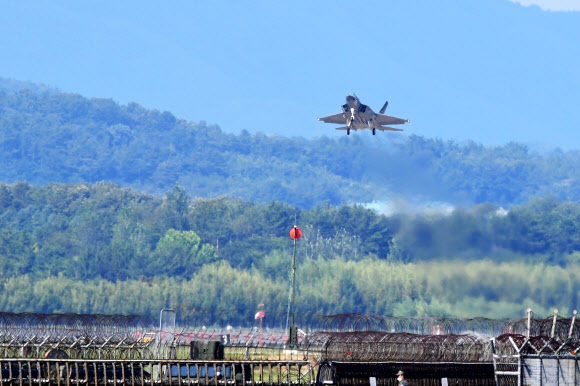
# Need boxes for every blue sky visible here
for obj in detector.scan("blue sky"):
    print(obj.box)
[1,0,579,149]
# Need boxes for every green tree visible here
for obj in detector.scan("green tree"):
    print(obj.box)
[150,229,216,277]
[162,184,191,231]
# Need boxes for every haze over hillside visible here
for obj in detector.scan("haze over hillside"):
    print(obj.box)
[2,78,580,210]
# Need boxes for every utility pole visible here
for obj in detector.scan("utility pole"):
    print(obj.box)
[288,226,301,348]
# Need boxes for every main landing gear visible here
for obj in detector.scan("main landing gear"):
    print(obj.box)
[372,128,376,135]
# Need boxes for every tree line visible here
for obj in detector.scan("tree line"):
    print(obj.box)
[0,259,575,322]
[2,182,580,280]
[1,181,580,320]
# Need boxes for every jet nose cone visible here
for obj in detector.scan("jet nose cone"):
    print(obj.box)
[346,94,358,108]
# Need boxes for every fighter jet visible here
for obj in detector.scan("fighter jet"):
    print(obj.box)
[318,93,409,135]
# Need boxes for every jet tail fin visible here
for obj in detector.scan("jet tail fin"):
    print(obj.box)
[379,101,389,114]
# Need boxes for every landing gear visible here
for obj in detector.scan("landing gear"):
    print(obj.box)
[347,128,350,135]
[372,128,376,135]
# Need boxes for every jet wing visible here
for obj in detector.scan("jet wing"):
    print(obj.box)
[377,126,404,132]
[375,114,409,125]
[318,113,347,124]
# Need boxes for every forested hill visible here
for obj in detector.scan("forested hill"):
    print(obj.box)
[3,181,580,280]
[2,77,580,208]
[1,181,580,319]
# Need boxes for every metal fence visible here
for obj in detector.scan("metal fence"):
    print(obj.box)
[0,312,312,360]
[317,360,495,386]
[1,311,523,362]
[0,358,313,386]
[5,310,580,385]
[492,309,580,385]
[305,331,492,363]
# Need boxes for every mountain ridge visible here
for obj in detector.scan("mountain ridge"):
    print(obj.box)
[1,77,580,209]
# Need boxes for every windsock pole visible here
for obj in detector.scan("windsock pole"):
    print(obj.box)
[289,226,301,348]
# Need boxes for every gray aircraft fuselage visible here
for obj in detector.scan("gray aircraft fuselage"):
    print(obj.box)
[344,94,376,129]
